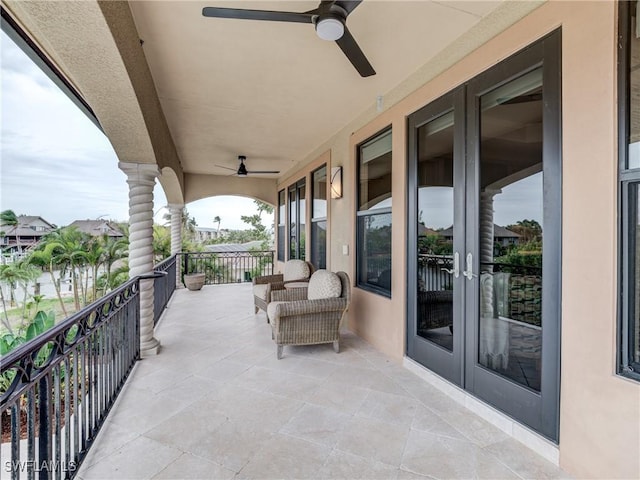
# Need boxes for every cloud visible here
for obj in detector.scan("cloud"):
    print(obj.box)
[1,31,272,232]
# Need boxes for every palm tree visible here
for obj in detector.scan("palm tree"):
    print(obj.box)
[84,237,105,303]
[153,224,171,261]
[184,209,197,243]
[0,262,21,308]
[16,261,41,319]
[214,215,221,235]
[28,243,69,316]
[0,209,19,256]
[101,235,128,293]
[42,227,88,311]
[0,260,40,321]
[0,265,14,333]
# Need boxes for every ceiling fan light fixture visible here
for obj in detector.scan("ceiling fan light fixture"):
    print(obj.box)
[315,17,344,41]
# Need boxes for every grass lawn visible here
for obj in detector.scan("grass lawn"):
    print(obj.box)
[1,296,78,334]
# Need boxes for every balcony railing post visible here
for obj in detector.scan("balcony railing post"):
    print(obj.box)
[183,253,189,285]
[37,375,50,480]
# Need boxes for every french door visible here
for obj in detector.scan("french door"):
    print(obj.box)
[407,31,561,441]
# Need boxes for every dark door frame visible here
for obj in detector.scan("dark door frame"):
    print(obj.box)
[406,29,562,442]
[407,89,466,386]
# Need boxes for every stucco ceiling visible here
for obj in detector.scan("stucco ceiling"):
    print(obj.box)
[127,1,502,179]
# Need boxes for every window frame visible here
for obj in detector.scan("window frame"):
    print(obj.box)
[356,127,393,297]
[311,164,328,269]
[288,178,306,261]
[618,1,640,381]
[277,189,286,262]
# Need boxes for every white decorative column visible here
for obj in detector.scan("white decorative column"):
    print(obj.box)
[479,189,501,318]
[119,162,161,356]
[479,188,509,370]
[168,204,183,286]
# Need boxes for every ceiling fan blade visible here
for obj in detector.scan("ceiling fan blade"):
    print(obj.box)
[247,170,281,174]
[334,0,362,15]
[202,7,314,24]
[214,164,237,171]
[335,26,375,77]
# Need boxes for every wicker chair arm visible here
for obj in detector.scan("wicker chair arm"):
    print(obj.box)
[283,278,310,285]
[271,287,308,302]
[273,298,347,319]
[253,274,284,285]
[268,281,286,293]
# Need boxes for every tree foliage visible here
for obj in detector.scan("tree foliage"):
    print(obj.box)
[506,219,542,244]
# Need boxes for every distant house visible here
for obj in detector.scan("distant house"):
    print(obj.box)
[68,220,124,238]
[439,224,521,247]
[417,224,439,237]
[195,227,219,243]
[205,241,266,254]
[1,215,56,254]
[204,241,272,282]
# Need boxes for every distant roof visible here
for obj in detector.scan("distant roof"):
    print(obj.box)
[493,225,521,238]
[439,224,520,238]
[68,220,124,237]
[16,215,56,228]
[2,226,51,237]
[418,224,439,236]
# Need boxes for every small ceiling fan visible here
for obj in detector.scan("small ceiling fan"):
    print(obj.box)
[216,155,280,177]
[202,0,375,77]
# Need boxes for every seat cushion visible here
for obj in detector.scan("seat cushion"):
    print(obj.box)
[308,270,342,300]
[253,284,268,300]
[267,301,287,322]
[283,260,310,282]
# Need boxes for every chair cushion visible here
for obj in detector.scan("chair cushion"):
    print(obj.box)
[308,270,342,300]
[283,260,310,282]
[267,301,287,322]
[253,284,268,300]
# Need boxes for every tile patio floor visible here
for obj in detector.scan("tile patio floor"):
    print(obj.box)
[77,283,569,479]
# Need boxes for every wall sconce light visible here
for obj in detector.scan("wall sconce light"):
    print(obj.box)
[330,166,343,199]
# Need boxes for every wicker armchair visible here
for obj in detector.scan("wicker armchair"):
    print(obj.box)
[267,271,350,359]
[252,260,313,314]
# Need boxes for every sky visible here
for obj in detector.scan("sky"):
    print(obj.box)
[0,31,271,231]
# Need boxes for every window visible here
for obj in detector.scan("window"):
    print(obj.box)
[288,179,306,260]
[277,189,285,261]
[619,2,640,380]
[311,165,327,269]
[356,128,392,296]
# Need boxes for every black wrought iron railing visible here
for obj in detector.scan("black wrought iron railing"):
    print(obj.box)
[418,254,454,291]
[179,251,274,285]
[153,256,177,326]
[0,279,141,479]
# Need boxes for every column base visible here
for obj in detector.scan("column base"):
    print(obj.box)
[141,337,161,357]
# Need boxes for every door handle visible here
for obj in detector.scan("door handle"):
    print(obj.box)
[463,252,478,280]
[440,252,460,278]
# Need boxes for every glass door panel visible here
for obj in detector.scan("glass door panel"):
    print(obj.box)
[408,91,464,387]
[417,111,455,351]
[477,68,544,391]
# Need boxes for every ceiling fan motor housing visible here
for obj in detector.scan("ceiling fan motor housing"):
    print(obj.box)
[237,155,248,176]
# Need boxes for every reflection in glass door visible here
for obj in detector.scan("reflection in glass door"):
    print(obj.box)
[417,111,455,351]
[408,92,464,386]
[477,68,544,392]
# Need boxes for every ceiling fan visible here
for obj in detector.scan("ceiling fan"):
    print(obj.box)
[216,155,280,177]
[202,1,375,77]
